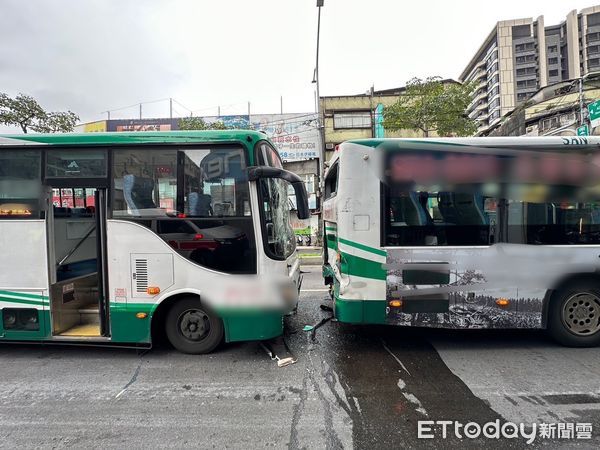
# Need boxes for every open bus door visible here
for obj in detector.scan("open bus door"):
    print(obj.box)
[47,187,110,339]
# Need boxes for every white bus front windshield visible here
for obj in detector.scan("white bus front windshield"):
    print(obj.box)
[255,142,296,260]
[259,177,296,259]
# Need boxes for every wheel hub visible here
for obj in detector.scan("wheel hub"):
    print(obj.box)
[562,292,600,336]
[178,309,210,341]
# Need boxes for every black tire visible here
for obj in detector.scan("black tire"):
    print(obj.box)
[165,297,224,354]
[548,281,600,347]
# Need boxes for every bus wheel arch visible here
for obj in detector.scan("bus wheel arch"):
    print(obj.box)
[545,274,600,347]
[151,293,224,354]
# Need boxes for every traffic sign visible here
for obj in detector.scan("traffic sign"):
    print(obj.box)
[588,100,600,128]
[577,124,589,136]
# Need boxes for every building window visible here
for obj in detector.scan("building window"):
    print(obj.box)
[517,79,537,88]
[516,67,536,76]
[486,62,498,74]
[489,98,500,110]
[515,42,535,53]
[515,54,536,65]
[517,92,530,102]
[589,58,600,68]
[548,57,559,65]
[333,111,371,129]
[487,85,500,98]
[588,12,600,27]
[549,69,559,77]
[588,32,600,43]
[588,45,600,55]
[548,45,558,54]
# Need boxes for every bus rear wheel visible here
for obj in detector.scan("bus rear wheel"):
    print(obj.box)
[165,298,224,354]
[548,282,600,347]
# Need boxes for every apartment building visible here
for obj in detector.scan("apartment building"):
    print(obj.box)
[460,5,600,135]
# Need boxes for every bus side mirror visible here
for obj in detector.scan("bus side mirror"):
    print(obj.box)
[247,166,310,220]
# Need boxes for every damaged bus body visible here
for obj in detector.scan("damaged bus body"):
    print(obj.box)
[322,136,600,346]
[0,130,308,353]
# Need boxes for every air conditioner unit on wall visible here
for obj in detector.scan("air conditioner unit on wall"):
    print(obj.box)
[325,143,334,150]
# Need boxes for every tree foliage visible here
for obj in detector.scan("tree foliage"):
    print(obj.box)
[178,116,229,130]
[382,77,477,137]
[0,93,79,133]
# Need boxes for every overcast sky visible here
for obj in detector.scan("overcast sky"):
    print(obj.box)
[0,0,597,132]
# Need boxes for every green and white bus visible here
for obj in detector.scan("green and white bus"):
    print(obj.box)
[0,130,308,353]
[322,136,600,347]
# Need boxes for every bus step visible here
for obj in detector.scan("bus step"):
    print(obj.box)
[78,304,100,324]
[59,323,101,337]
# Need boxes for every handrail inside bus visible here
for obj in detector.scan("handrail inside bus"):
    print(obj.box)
[57,225,96,267]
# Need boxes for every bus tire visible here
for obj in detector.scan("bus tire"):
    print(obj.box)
[548,282,600,347]
[165,297,224,354]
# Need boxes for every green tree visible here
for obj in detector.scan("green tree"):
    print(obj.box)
[0,92,79,133]
[178,116,229,130]
[383,77,477,137]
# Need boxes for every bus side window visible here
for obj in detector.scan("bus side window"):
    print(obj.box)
[324,162,339,199]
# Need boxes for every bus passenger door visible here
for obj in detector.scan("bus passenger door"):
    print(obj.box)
[47,187,110,338]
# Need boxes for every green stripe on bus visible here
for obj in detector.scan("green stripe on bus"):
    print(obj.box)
[338,237,387,257]
[0,296,47,307]
[325,226,337,232]
[0,290,48,301]
[334,297,386,324]
[326,234,338,251]
[340,252,387,280]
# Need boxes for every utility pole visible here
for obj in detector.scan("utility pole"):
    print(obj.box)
[139,103,142,120]
[218,106,221,117]
[247,101,251,117]
[280,95,283,114]
[104,111,111,120]
[314,0,325,247]
[315,0,325,190]
[169,98,173,119]
[579,76,585,126]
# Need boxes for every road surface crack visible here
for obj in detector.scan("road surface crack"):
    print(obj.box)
[115,360,142,399]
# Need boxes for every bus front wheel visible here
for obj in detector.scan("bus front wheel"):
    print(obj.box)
[548,282,600,347]
[165,298,224,354]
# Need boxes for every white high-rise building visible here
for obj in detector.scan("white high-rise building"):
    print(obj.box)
[460,5,600,135]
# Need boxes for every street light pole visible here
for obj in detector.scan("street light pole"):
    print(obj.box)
[314,0,325,247]
[314,0,325,192]
[579,75,586,127]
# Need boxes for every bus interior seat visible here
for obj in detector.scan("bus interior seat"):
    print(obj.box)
[437,192,489,245]
[123,173,157,213]
[437,192,458,225]
[454,193,488,225]
[189,191,213,216]
[388,193,435,245]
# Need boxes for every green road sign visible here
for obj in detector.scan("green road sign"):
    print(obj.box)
[588,100,600,128]
[577,124,589,136]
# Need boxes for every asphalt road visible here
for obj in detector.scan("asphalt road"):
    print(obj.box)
[1,266,600,448]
